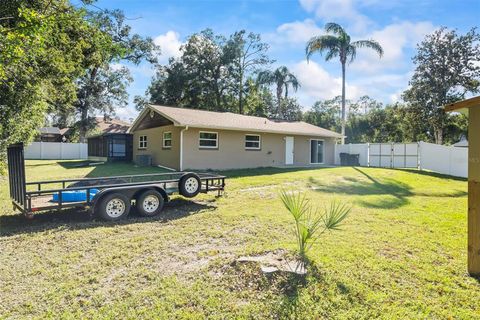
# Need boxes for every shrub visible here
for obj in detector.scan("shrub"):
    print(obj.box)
[279,190,350,261]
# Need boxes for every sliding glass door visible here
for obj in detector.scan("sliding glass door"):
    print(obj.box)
[310,140,324,164]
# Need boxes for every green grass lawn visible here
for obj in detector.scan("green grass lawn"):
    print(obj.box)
[0,160,478,319]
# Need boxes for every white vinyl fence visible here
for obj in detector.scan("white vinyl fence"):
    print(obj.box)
[335,141,467,178]
[25,142,88,160]
[419,141,468,178]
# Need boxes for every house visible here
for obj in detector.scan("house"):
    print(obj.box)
[128,105,343,170]
[87,117,132,162]
[36,127,71,142]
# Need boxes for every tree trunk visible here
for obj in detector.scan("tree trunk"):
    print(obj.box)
[341,62,346,144]
[276,84,282,118]
[238,69,244,114]
[79,106,88,143]
[78,68,98,143]
[434,127,443,145]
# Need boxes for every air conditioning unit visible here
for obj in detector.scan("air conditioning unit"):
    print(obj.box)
[136,154,152,166]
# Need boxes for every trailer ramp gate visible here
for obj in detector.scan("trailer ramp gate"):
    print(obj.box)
[7,143,27,212]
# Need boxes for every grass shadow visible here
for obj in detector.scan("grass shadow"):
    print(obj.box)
[308,167,466,209]
[394,168,467,182]
[56,160,94,169]
[0,198,215,237]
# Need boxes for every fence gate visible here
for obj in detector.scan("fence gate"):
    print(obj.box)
[368,143,419,169]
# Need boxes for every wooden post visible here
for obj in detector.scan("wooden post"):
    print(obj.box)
[468,107,480,276]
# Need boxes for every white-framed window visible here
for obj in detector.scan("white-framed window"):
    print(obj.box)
[245,134,261,150]
[139,135,147,149]
[310,139,324,164]
[163,131,172,148]
[199,131,218,149]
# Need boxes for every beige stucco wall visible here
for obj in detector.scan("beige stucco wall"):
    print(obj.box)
[132,125,181,170]
[182,127,337,170]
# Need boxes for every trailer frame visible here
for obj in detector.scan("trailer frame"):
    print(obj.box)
[7,143,226,218]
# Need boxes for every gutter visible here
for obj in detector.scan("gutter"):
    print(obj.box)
[180,125,189,171]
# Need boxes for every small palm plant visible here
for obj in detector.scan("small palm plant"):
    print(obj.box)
[279,190,350,263]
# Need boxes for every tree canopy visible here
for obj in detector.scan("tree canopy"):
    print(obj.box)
[403,27,480,144]
[0,0,96,172]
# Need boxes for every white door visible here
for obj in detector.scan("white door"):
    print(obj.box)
[285,136,294,165]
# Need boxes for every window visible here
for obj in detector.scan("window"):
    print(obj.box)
[310,140,324,164]
[139,135,147,149]
[109,136,126,158]
[199,131,218,149]
[163,132,172,148]
[245,134,261,150]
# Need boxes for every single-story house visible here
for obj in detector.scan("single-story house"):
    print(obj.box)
[128,105,342,170]
[36,127,71,142]
[87,117,132,162]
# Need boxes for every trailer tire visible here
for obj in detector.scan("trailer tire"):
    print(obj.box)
[136,189,165,217]
[96,192,131,221]
[179,173,201,198]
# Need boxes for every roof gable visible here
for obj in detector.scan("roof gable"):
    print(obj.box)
[130,105,343,138]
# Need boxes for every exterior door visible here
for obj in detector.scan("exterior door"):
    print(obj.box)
[285,136,294,165]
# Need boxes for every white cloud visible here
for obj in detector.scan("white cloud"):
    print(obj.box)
[110,63,126,71]
[351,21,435,73]
[299,0,372,33]
[154,30,182,64]
[113,106,138,122]
[351,71,413,103]
[291,60,362,106]
[274,19,323,44]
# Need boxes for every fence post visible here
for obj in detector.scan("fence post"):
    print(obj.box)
[418,142,422,170]
[60,142,64,160]
[367,143,370,167]
[40,141,43,160]
[390,143,394,168]
[449,145,453,176]
[334,143,337,165]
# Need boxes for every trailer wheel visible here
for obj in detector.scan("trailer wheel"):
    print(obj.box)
[136,189,165,217]
[179,173,201,198]
[97,193,131,221]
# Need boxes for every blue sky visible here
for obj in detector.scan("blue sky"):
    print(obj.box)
[91,0,480,121]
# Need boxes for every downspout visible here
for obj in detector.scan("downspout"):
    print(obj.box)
[180,126,189,171]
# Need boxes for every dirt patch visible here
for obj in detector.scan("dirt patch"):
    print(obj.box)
[209,250,310,298]
[96,239,236,302]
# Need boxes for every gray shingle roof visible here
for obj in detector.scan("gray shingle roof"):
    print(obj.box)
[38,127,61,135]
[147,105,343,138]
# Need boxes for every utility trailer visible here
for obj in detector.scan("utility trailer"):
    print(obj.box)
[7,143,226,221]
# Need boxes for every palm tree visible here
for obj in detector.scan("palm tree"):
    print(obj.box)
[306,23,383,144]
[257,66,300,117]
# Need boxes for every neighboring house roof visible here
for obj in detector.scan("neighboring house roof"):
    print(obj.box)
[39,127,61,135]
[453,139,468,147]
[59,128,71,136]
[130,105,343,138]
[94,117,131,134]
